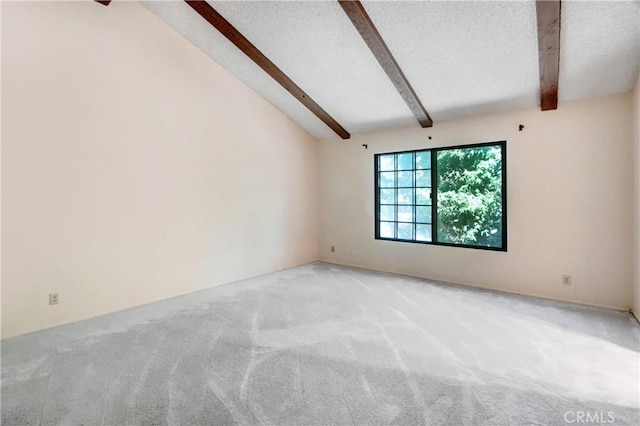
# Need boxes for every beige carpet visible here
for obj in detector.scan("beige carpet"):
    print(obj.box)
[2,262,639,425]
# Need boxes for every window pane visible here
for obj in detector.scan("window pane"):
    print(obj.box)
[416,170,431,187]
[416,206,431,223]
[397,189,414,205]
[380,189,395,204]
[379,155,395,171]
[416,151,431,169]
[397,153,413,170]
[380,206,394,221]
[380,222,395,238]
[416,224,432,242]
[416,188,431,205]
[379,172,395,188]
[398,206,413,222]
[397,171,413,187]
[398,223,413,240]
[436,145,503,248]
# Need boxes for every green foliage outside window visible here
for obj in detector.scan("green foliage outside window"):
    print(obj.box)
[436,146,503,248]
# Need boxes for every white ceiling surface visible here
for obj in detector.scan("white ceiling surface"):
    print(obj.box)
[211,0,418,135]
[362,1,541,121]
[142,1,640,139]
[559,1,640,102]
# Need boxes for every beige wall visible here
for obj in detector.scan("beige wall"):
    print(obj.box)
[1,1,318,338]
[633,72,640,320]
[319,93,634,310]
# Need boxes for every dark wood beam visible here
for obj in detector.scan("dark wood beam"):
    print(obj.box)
[536,0,561,111]
[338,0,432,128]
[185,1,350,139]
[94,0,112,6]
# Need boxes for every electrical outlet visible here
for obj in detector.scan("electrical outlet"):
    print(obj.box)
[49,292,59,305]
[331,246,335,253]
[562,275,572,286]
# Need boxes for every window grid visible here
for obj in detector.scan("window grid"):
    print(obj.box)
[376,151,432,242]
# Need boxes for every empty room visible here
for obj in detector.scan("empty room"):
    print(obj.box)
[2,0,639,425]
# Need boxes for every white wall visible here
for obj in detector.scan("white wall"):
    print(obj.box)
[1,1,318,338]
[319,93,634,310]
[633,72,640,320]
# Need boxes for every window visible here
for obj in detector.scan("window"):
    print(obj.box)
[375,141,506,251]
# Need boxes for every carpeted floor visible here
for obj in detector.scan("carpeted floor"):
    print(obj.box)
[2,262,639,425]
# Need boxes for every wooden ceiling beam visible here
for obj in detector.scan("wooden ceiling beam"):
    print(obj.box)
[185,1,350,139]
[338,0,433,128]
[536,0,561,111]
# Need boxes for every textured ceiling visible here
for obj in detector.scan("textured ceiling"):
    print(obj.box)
[560,1,640,101]
[362,1,540,121]
[142,1,640,139]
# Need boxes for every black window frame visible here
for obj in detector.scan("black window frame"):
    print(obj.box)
[374,140,507,252]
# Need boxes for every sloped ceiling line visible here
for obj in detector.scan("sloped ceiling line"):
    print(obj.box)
[185,1,351,139]
[338,0,433,128]
[536,0,561,111]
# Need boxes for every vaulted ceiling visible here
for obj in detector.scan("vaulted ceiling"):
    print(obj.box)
[140,1,640,139]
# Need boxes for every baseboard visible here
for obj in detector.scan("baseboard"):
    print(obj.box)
[318,259,629,313]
